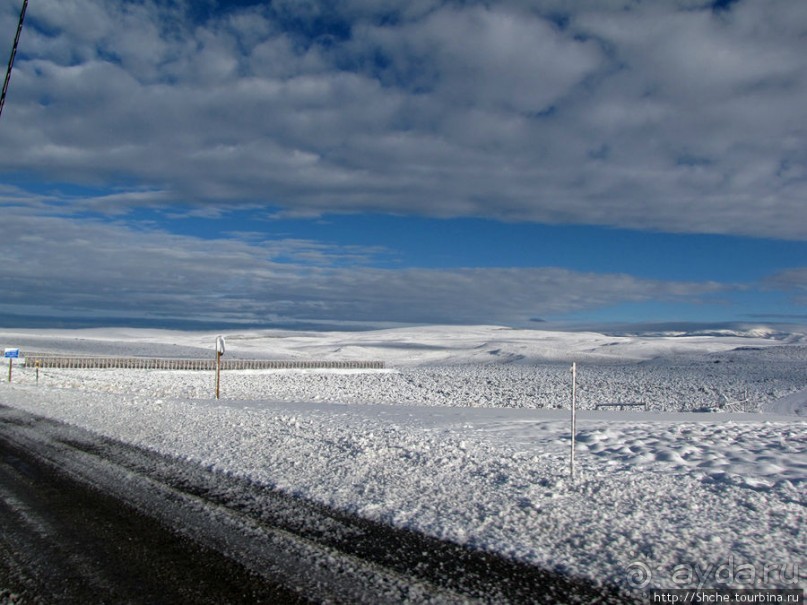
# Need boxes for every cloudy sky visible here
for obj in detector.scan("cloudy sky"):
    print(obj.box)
[1,0,805,329]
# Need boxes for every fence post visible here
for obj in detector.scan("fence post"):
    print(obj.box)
[570,362,577,481]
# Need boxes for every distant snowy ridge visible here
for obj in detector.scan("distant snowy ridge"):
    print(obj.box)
[3,324,800,367]
[625,328,806,342]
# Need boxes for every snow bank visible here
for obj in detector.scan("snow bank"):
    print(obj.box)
[764,388,807,417]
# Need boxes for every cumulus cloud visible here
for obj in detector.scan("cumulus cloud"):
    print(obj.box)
[355,4,602,114]
[0,208,730,325]
[0,0,804,238]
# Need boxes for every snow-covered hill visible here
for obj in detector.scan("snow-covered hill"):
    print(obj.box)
[3,323,802,365]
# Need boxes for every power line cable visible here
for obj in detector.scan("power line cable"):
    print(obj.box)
[0,0,29,121]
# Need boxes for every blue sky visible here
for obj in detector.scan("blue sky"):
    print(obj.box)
[0,0,805,330]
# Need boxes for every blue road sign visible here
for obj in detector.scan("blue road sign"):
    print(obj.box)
[4,348,20,358]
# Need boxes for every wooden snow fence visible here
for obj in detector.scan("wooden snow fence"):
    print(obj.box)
[23,355,384,371]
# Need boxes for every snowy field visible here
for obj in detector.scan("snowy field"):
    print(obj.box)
[1,325,805,595]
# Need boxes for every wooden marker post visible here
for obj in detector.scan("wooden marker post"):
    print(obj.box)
[570,362,577,480]
[215,336,226,399]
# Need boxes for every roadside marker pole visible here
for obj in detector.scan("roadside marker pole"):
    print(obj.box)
[215,351,221,399]
[570,362,577,480]
[7,358,11,383]
[215,336,226,399]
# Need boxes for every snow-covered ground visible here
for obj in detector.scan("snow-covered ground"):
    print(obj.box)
[1,326,805,594]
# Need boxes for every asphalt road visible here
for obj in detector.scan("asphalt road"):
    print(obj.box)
[0,431,303,604]
[0,405,633,604]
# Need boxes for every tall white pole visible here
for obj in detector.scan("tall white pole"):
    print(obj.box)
[570,362,577,480]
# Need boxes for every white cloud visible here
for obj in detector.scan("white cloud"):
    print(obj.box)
[0,0,805,238]
[766,268,807,305]
[0,208,731,325]
[356,5,601,113]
